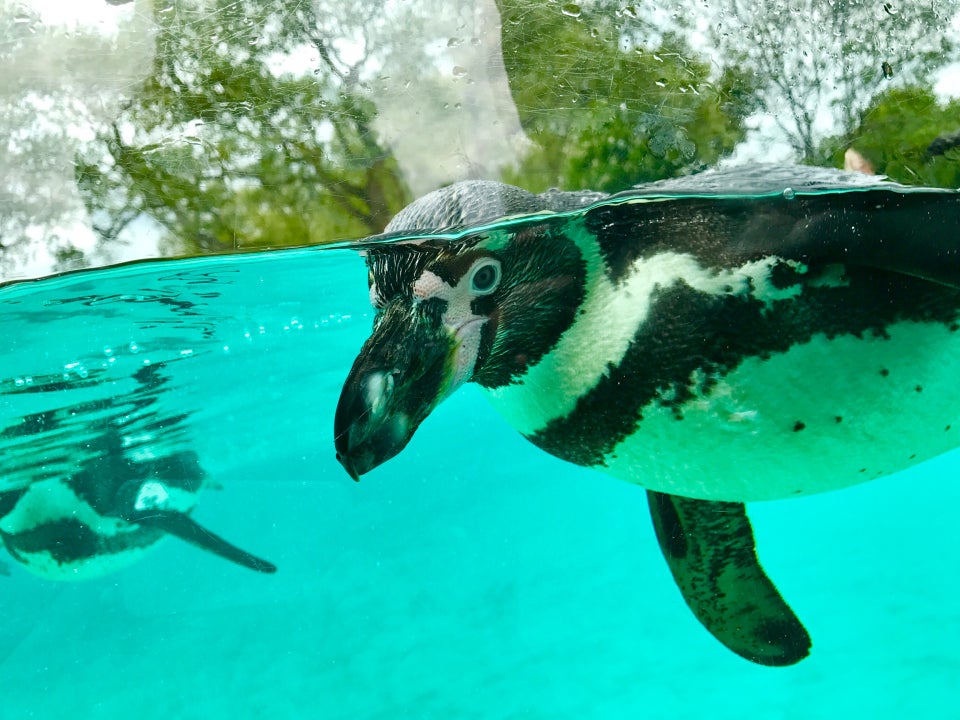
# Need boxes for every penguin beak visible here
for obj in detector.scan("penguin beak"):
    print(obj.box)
[335,300,456,480]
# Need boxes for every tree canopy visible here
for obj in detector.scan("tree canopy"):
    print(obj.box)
[2,0,958,274]
[75,0,411,258]
[701,0,956,164]
[497,0,756,193]
[821,87,960,188]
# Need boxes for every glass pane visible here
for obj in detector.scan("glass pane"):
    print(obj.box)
[2,1,959,717]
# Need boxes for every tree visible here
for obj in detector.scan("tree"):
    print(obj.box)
[701,0,956,163]
[75,0,413,257]
[497,0,757,193]
[73,0,756,262]
[820,87,960,188]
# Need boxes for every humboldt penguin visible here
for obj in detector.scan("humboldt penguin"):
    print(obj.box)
[0,429,277,580]
[1,367,276,579]
[334,165,960,666]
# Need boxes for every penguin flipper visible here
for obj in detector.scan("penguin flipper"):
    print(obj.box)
[646,491,810,666]
[131,510,277,574]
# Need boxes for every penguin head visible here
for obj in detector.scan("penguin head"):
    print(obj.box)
[335,208,587,480]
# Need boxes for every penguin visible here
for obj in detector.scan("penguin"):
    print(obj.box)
[1,365,276,580]
[334,164,960,666]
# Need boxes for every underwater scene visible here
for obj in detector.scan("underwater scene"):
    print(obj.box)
[3,175,960,718]
[4,0,960,717]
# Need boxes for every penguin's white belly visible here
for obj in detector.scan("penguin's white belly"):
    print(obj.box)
[486,320,960,502]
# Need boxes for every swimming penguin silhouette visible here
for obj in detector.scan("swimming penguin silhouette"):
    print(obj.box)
[1,365,275,579]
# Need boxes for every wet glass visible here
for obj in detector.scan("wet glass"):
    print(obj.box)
[2,1,959,717]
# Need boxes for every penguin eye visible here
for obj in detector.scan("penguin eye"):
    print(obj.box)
[469,259,501,295]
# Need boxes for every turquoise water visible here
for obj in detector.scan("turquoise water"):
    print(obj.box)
[1,247,959,718]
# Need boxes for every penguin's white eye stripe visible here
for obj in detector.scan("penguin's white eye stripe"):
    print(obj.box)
[413,270,449,301]
[469,259,501,295]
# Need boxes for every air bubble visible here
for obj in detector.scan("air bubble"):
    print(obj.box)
[782,187,796,200]
[128,341,140,354]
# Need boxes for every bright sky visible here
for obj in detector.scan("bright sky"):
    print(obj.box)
[26,0,127,32]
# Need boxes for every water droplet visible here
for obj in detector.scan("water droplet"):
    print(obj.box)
[447,37,463,47]
[655,79,667,87]
[782,187,796,200]
[451,65,468,77]
[561,3,582,17]
[883,2,897,15]
[620,5,638,19]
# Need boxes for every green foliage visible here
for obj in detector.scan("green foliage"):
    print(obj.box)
[498,1,753,192]
[65,0,956,266]
[820,87,960,188]
[76,0,411,256]
[701,0,957,163]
